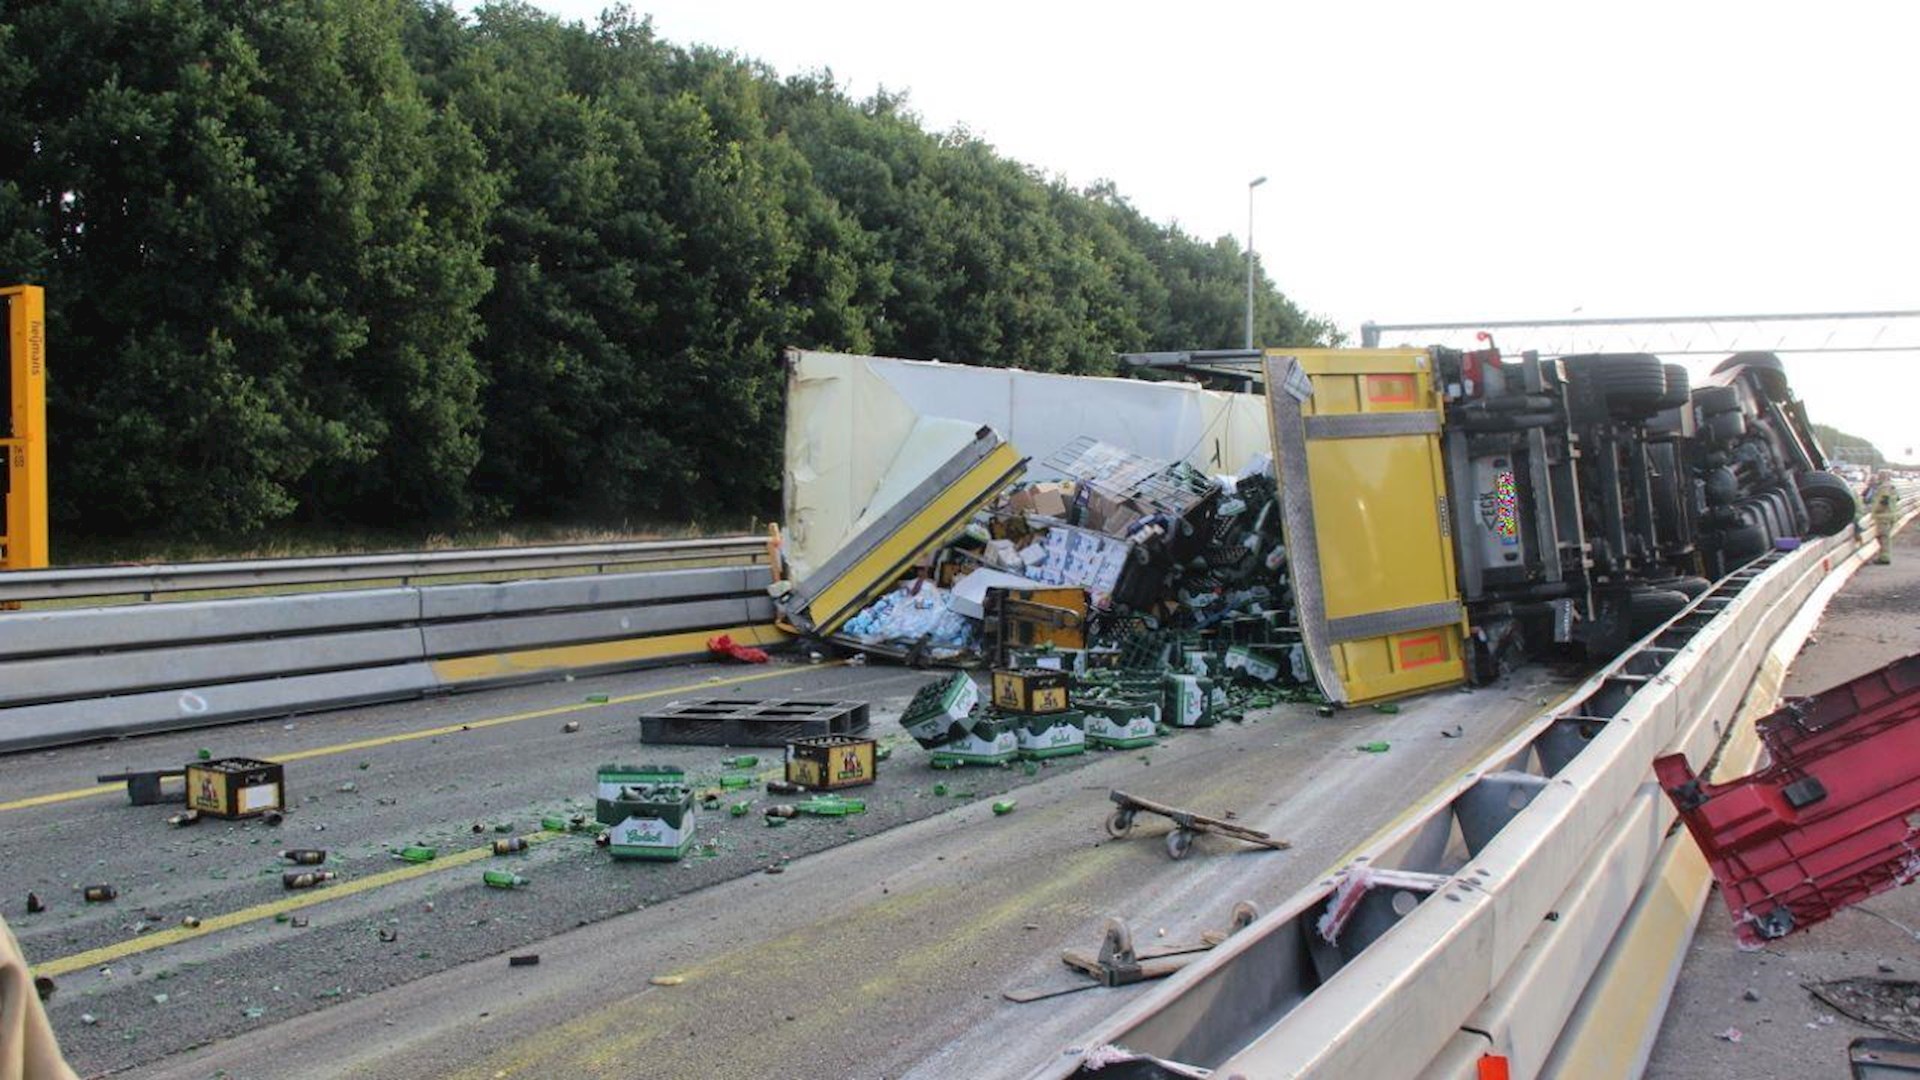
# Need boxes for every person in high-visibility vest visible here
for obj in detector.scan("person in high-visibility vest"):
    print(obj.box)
[2,913,79,1080]
[1867,470,1901,565]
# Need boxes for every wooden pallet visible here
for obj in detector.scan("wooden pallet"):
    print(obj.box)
[637,699,870,747]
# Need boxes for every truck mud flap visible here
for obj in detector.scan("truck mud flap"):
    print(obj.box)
[781,426,1025,637]
[1264,351,1469,704]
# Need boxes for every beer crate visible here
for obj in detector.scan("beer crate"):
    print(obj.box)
[785,734,877,791]
[992,668,1071,714]
[185,758,285,819]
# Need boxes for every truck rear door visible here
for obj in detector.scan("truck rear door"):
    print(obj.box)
[1264,349,1470,703]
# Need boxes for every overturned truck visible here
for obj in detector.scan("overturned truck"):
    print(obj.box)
[774,347,1855,705]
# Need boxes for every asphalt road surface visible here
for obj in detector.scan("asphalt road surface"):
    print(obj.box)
[7,651,1572,1080]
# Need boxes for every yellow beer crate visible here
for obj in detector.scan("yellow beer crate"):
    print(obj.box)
[785,735,877,791]
[992,668,1071,714]
[185,757,285,819]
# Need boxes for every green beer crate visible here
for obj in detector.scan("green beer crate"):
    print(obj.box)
[1081,699,1158,749]
[1014,709,1086,759]
[928,713,1019,768]
[596,763,695,861]
[900,673,979,747]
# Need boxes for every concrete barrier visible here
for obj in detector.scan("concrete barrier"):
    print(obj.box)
[0,565,781,751]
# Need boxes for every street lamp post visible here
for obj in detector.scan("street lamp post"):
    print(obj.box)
[1245,176,1267,350]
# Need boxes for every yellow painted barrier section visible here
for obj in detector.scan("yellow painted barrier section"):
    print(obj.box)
[430,622,790,685]
[2,284,48,570]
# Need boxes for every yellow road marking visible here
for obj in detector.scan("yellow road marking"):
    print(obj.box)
[34,831,564,978]
[0,662,843,814]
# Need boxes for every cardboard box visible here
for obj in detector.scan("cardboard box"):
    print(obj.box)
[786,735,877,790]
[186,758,285,819]
[1010,481,1075,520]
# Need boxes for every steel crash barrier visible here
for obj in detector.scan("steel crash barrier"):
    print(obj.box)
[0,535,768,605]
[1042,488,1919,1080]
[0,562,784,752]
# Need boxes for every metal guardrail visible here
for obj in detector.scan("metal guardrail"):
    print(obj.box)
[0,563,781,752]
[0,535,768,604]
[1043,492,1920,1080]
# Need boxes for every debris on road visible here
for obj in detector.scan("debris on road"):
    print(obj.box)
[483,870,529,889]
[282,870,335,890]
[1806,977,1920,1039]
[1657,653,1920,946]
[492,837,528,855]
[786,734,877,790]
[96,767,185,806]
[706,634,769,664]
[1104,790,1289,861]
[721,755,759,768]
[166,809,202,827]
[185,757,286,819]
[993,800,1017,815]
[508,954,540,967]
[377,928,398,942]
[182,915,201,928]
[394,845,437,863]
[280,849,327,865]
[82,885,117,903]
[34,976,54,1002]
[765,779,802,796]
[1356,741,1391,754]
[25,891,43,913]
[562,720,581,734]
[648,975,684,987]
[638,698,869,747]
[1716,1027,1743,1043]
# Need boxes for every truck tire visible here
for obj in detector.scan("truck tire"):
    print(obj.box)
[1693,385,1741,418]
[1629,588,1691,636]
[1566,353,1668,420]
[1712,352,1791,400]
[1656,363,1691,411]
[1797,470,1859,536]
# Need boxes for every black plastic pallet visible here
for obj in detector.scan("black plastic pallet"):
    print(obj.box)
[637,699,870,747]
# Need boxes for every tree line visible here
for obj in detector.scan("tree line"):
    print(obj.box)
[0,1,1333,542]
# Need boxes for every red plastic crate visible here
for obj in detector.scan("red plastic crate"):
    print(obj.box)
[1656,653,1920,947]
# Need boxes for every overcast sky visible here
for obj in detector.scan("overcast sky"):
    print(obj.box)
[523,0,1919,460]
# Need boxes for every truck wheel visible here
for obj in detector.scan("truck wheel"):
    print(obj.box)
[1656,363,1691,411]
[1566,353,1668,420]
[1797,471,1859,536]
[1712,352,1791,400]
[1628,588,1690,636]
[1692,385,1741,417]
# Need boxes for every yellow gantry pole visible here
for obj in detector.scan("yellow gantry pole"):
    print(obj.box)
[1,284,47,570]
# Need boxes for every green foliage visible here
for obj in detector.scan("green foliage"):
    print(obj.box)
[1813,423,1884,468]
[1,0,1333,542]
